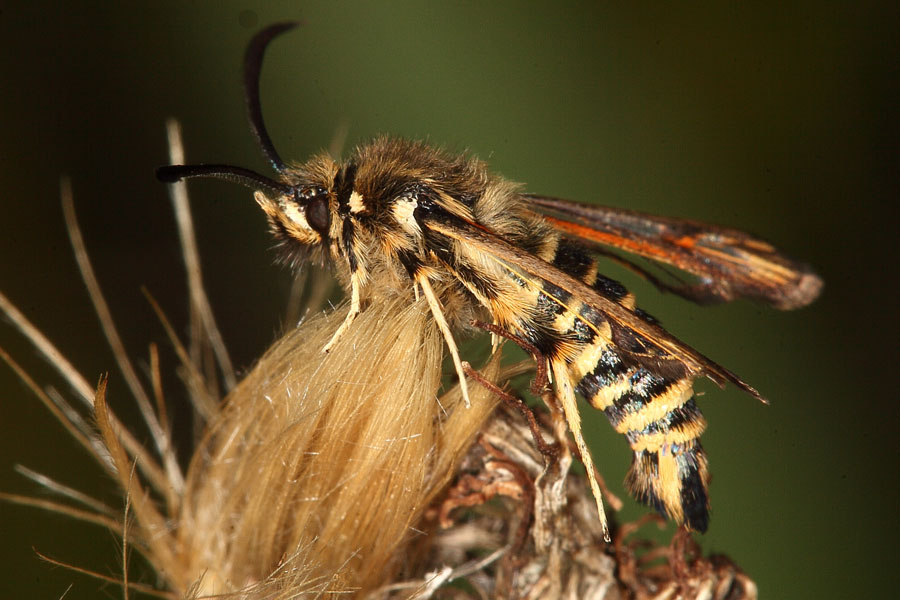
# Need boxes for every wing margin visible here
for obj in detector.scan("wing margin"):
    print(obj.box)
[524,194,823,310]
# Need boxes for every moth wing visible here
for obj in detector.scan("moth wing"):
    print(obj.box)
[421,212,764,401]
[523,194,823,310]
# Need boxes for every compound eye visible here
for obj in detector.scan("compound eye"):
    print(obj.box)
[305,194,330,237]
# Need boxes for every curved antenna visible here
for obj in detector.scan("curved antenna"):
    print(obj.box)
[244,21,301,174]
[156,164,294,197]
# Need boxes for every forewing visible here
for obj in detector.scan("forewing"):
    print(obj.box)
[420,211,765,401]
[524,194,823,310]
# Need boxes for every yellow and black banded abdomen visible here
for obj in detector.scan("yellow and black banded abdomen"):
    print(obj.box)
[498,235,713,531]
[573,345,711,532]
[537,237,712,531]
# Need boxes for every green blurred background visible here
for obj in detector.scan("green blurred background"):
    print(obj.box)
[1,2,896,598]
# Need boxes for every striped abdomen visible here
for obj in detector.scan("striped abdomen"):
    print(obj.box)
[571,344,710,531]
[547,238,712,532]
[447,218,713,531]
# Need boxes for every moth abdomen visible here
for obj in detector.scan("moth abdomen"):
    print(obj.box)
[575,350,711,530]
[547,237,713,531]
[626,436,711,533]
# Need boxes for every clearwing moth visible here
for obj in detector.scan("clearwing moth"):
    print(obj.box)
[157,22,822,539]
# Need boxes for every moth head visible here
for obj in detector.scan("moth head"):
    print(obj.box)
[155,22,335,260]
[254,183,332,248]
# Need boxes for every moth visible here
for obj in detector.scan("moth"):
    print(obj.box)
[158,22,822,537]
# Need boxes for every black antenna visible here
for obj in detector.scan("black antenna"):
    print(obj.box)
[156,164,293,197]
[244,21,301,174]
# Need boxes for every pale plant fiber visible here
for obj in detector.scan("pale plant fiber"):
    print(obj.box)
[173,293,499,596]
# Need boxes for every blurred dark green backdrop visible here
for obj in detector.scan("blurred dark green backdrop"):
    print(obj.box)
[1,2,896,598]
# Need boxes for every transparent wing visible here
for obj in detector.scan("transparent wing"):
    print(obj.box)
[524,194,823,310]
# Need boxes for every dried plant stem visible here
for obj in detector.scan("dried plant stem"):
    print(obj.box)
[61,178,185,496]
[14,465,116,517]
[34,551,176,600]
[93,376,178,581]
[0,492,122,534]
[142,289,218,422]
[0,290,94,403]
[0,345,105,466]
[164,119,237,392]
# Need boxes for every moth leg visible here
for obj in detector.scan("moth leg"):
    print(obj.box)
[471,319,549,396]
[551,359,610,542]
[323,270,362,353]
[462,363,558,461]
[417,275,471,408]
